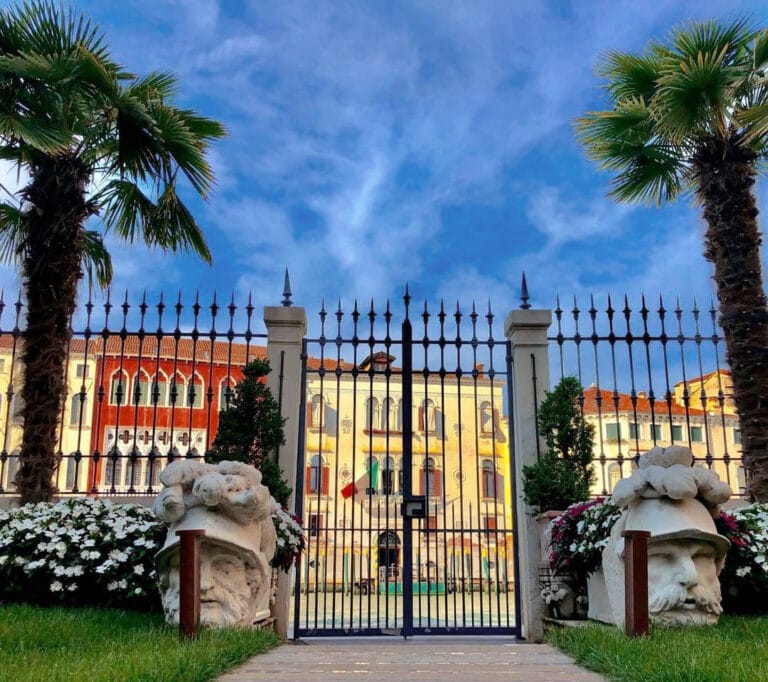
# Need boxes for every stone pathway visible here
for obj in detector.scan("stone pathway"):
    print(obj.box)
[218,638,606,681]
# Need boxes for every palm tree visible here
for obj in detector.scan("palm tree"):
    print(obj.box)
[576,19,768,501]
[0,2,225,504]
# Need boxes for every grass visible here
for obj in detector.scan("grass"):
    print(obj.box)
[547,615,768,682]
[0,604,280,682]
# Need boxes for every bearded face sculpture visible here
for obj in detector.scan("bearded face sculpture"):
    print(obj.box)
[596,446,731,627]
[154,460,278,628]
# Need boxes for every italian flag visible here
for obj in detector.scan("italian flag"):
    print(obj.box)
[341,459,378,499]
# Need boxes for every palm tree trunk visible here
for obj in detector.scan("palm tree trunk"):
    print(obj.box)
[695,134,768,502]
[16,154,88,504]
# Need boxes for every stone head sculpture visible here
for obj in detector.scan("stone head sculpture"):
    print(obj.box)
[154,460,279,627]
[602,445,731,626]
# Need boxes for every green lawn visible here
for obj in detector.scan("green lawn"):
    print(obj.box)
[0,604,280,682]
[547,616,768,682]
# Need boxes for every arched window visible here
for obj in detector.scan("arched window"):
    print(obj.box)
[4,448,20,489]
[381,456,395,495]
[366,397,380,431]
[420,457,442,497]
[219,377,235,411]
[419,399,436,432]
[168,374,186,407]
[306,454,329,495]
[104,449,123,488]
[145,449,164,489]
[64,454,80,491]
[187,374,204,409]
[383,397,401,433]
[132,372,151,406]
[608,464,623,493]
[308,394,325,430]
[69,393,87,426]
[109,371,128,405]
[151,373,169,407]
[481,459,496,498]
[480,401,494,435]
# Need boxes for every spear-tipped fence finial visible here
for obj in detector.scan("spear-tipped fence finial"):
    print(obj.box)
[520,272,531,309]
[282,268,293,307]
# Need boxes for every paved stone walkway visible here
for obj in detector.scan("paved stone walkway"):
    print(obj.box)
[218,638,606,681]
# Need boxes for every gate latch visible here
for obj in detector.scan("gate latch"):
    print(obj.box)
[401,496,427,518]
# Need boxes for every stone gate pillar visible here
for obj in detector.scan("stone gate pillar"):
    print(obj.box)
[264,303,307,638]
[504,307,551,642]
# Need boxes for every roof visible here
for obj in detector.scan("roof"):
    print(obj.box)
[581,386,708,417]
[0,333,347,370]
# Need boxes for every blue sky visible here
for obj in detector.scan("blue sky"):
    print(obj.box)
[2,0,768,334]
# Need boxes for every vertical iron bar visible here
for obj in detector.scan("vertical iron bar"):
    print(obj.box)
[401,291,414,638]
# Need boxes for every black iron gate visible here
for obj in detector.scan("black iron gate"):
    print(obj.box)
[293,291,520,637]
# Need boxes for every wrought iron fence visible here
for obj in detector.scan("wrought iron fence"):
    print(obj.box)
[548,294,745,498]
[0,289,269,496]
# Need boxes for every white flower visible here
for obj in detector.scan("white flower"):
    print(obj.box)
[736,566,751,577]
[50,581,63,592]
[133,565,145,575]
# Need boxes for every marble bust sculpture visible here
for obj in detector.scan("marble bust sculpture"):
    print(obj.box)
[594,445,731,627]
[154,460,278,627]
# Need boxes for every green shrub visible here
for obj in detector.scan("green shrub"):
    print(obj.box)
[523,376,595,514]
[206,358,291,506]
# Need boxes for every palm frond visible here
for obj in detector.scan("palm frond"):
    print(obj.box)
[96,178,155,244]
[653,46,734,140]
[0,111,72,152]
[668,18,754,63]
[82,229,112,287]
[144,184,212,263]
[575,100,655,159]
[6,1,111,63]
[753,29,768,71]
[737,103,768,143]
[0,201,26,264]
[607,144,686,205]
[598,51,661,103]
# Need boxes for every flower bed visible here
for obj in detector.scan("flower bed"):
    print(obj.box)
[0,499,165,610]
[715,503,768,614]
[549,498,621,585]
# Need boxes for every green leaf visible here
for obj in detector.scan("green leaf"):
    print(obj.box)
[598,51,661,103]
[82,229,113,288]
[0,201,26,264]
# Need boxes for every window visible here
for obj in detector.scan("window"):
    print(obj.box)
[0,358,6,372]
[168,376,185,406]
[187,377,204,408]
[366,397,380,431]
[690,426,703,442]
[10,390,23,424]
[76,363,89,378]
[151,375,168,406]
[109,374,127,405]
[308,395,325,429]
[608,463,623,492]
[145,452,164,488]
[480,401,494,435]
[5,449,20,489]
[383,397,401,432]
[419,399,436,432]
[308,514,323,537]
[420,457,441,498]
[671,424,683,442]
[605,422,621,440]
[306,455,329,495]
[104,450,123,488]
[629,422,640,439]
[69,394,87,426]
[64,456,78,491]
[133,374,150,406]
[481,459,496,498]
[734,429,742,445]
[381,456,395,495]
[651,424,663,441]
[219,379,234,411]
